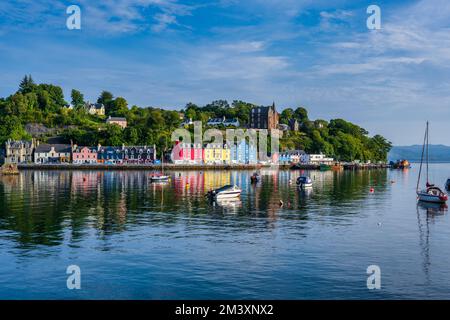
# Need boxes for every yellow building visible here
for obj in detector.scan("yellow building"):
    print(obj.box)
[222,144,231,164]
[204,143,230,164]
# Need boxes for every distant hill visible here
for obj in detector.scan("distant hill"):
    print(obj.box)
[389,145,450,162]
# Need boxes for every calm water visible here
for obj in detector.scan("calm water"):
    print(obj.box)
[1,165,450,299]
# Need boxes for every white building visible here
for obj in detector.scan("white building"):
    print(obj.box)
[308,154,335,165]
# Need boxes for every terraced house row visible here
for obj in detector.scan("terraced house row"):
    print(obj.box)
[1,139,157,165]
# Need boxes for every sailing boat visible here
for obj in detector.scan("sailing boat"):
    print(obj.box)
[151,147,170,182]
[416,122,448,203]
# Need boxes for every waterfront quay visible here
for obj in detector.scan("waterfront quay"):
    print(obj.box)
[17,163,390,171]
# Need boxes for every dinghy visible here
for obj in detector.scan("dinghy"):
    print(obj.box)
[416,122,448,204]
[296,176,313,188]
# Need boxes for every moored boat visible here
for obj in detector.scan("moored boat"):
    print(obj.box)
[319,163,331,171]
[207,185,242,199]
[417,186,448,203]
[296,176,313,188]
[331,163,343,171]
[250,173,261,184]
[416,122,448,204]
[150,173,170,182]
[391,159,411,169]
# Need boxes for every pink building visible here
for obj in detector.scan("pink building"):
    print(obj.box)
[106,116,127,129]
[72,146,98,164]
[173,142,203,164]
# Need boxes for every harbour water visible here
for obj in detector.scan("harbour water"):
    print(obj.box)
[1,164,450,299]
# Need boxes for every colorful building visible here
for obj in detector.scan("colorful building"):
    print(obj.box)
[204,143,227,164]
[230,140,257,164]
[34,144,72,164]
[106,116,127,129]
[85,102,105,116]
[97,146,124,164]
[4,139,36,164]
[72,146,98,164]
[172,142,202,164]
[122,146,155,164]
[279,150,306,164]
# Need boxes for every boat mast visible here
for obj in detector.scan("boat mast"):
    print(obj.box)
[426,121,429,185]
[416,122,428,192]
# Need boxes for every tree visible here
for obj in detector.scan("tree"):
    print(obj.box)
[97,91,114,114]
[280,108,294,124]
[71,89,85,108]
[97,91,114,105]
[19,75,36,94]
[294,107,309,123]
[109,97,129,117]
[101,124,124,146]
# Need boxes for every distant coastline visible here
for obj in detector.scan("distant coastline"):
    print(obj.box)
[389,145,450,162]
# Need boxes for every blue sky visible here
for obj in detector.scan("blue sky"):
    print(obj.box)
[1,0,449,145]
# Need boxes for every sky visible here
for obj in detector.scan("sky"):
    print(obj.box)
[0,0,449,145]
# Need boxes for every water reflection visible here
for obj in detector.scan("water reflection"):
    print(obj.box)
[0,169,389,249]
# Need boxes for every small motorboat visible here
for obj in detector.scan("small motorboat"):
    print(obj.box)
[250,173,261,184]
[296,176,313,188]
[150,173,170,182]
[446,178,450,191]
[207,185,241,199]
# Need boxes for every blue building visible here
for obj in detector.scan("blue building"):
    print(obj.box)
[230,140,257,164]
[279,150,307,164]
[97,146,124,164]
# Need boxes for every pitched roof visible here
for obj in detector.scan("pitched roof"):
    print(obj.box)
[107,117,127,122]
[35,144,72,153]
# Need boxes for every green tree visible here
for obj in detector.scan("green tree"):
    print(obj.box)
[19,75,36,94]
[71,89,85,108]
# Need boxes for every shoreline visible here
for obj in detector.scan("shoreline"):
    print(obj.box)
[15,163,391,171]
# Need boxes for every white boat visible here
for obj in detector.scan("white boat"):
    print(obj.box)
[207,185,242,199]
[151,174,170,182]
[151,148,170,183]
[416,122,448,204]
[296,176,313,188]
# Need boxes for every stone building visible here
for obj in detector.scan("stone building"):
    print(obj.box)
[249,102,279,130]
[4,139,36,164]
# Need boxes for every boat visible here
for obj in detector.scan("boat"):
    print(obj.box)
[150,173,170,182]
[446,178,450,191]
[390,159,411,169]
[319,163,331,171]
[331,163,343,171]
[206,185,242,199]
[250,173,261,184]
[151,148,170,182]
[296,176,313,188]
[416,122,448,204]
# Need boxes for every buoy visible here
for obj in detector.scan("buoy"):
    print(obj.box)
[377,222,382,226]
[370,187,375,193]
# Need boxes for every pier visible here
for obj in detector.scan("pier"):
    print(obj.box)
[16,163,390,171]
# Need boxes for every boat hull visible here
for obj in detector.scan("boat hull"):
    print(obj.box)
[417,192,447,203]
[215,191,241,199]
[151,176,170,182]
